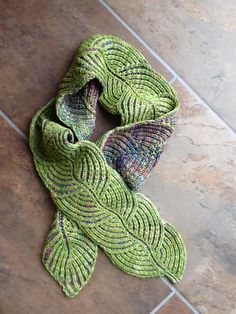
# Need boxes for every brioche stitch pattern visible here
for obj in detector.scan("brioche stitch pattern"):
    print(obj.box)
[29,34,186,298]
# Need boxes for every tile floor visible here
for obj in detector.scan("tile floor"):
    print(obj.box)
[0,1,235,313]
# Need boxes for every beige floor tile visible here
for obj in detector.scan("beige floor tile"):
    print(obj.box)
[158,295,194,314]
[106,0,236,130]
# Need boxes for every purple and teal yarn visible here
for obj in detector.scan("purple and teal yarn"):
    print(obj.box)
[29,34,186,298]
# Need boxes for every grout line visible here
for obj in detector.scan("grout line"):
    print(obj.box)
[168,76,178,85]
[0,110,28,140]
[175,77,236,137]
[99,0,236,137]
[161,278,200,314]
[149,291,175,314]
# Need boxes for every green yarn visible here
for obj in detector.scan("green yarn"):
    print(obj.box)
[29,34,186,298]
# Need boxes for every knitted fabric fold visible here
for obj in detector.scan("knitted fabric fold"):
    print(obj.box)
[29,34,186,298]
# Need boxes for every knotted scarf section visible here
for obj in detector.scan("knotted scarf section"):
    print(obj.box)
[29,34,186,298]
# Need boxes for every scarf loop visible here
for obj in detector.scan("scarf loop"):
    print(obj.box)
[29,35,186,298]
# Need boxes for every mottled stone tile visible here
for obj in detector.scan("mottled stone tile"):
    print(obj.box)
[158,295,194,314]
[141,81,236,314]
[0,116,170,314]
[107,0,236,130]
[0,0,172,135]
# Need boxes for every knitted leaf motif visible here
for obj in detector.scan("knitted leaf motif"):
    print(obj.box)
[42,210,98,298]
[109,193,186,280]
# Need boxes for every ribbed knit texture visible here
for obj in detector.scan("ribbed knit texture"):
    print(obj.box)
[29,34,186,298]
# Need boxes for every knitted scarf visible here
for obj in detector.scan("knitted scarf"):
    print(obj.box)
[29,34,186,298]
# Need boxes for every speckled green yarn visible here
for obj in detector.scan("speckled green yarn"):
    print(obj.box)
[29,34,186,298]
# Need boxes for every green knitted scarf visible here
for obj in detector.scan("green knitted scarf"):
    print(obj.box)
[29,34,186,298]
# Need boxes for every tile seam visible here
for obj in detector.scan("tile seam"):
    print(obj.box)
[98,0,236,137]
[161,278,200,314]
[149,291,175,314]
[0,110,28,140]
[168,76,178,85]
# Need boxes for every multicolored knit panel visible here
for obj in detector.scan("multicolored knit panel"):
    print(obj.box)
[29,34,186,298]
